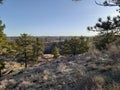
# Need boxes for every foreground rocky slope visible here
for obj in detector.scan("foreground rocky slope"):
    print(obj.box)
[0,43,120,90]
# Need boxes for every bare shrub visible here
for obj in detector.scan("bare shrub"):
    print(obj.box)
[18,80,33,89]
[110,67,120,83]
[104,82,120,90]
[83,48,102,62]
[79,75,105,90]
[106,39,120,62]
[0,79,16,89]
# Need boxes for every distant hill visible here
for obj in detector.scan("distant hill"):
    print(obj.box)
[7,36,90,42]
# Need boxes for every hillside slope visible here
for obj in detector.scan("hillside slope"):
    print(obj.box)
[0,41,120,90]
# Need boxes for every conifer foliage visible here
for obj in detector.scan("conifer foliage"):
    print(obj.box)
[52,43,60,58]
[15,34,33,68]
[0,20,7,54]
[61,37,89,55]
[87,16,120,50]
[32,38,44,59]
[15,34,45,68]
[0,0,6,77]
[0,0,3,4]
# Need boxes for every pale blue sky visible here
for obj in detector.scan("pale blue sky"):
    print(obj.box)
[0,0,119,36]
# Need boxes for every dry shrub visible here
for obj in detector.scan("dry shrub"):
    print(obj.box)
[18,80,33,89]
[97,65,112,73]
[57,63,67,73]
[79,75,105,90]
[43,69,51,80]
[104,82,120,90]
[84,48,102,61]
[0,79,16,89]
[106,39,120,62]
[87,63,97,71]
[110,67,120,83]
[30,73,41,83]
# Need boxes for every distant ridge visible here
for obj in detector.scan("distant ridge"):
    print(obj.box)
[7,36,91,41]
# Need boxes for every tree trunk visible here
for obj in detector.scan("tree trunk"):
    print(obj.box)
[0,69,2,77]
[24,47,27,68]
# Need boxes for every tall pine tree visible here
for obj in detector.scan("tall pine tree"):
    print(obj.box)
[16,34,33,68]
[0,0,6,77]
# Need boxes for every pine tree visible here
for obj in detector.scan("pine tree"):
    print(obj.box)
[0,20,7,54]
[7,40,18,58]
[0,0,6,77]
[87,16,120,50]
[0,0,3,4]
[32,38,44,60]
[61,37,89,55]
[16,34,33,68]
[52,43,60,58]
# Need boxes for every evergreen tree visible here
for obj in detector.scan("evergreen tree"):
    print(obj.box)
[87,16,120,50]
[52,43,60,58]
[61,37,89,55]
[44,37,48,42]
[59,37,62,42]
[16,34,33,68]
[0,0,6,77]
[0,0,3,4]
[32,38,44,60]
[7,40,18,58]
[0,20,7,55]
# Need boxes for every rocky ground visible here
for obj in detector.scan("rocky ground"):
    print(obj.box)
[0,46,120,90]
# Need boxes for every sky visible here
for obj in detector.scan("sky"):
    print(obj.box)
[0,0,119,36]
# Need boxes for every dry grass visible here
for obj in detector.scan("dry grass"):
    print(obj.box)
[104,82,120,90]
[18,80,33,88]
[106,39,120,62]
[0,79,16,89]
[79,75,105,90]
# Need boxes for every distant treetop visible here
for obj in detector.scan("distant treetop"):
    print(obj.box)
[0,0,3,4]
[95,0,120,6]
